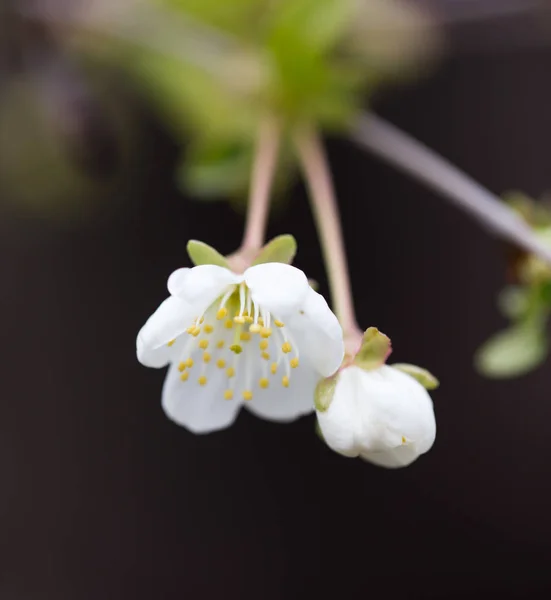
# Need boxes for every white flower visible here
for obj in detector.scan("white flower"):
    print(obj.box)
[137,262,344,434]
[316,364,436,468]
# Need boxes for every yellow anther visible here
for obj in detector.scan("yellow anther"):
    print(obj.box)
[401,436,407,445]
[216,359,226,369]
[258,317,264,326]
[199,317,204,324]
[178,362,186,372]
[240,332,251,342]
[274,320,284,328]
[249,324,261,334]
[203,352,211,363]
[234,315,246,324]
[282,376,290,388]
[270,363,278,375]
[198,375,207,386]
[242,390,253,401]
[216,340,225,349]
[245,317,253,323]
[281,342,292,354]
[199,339,209,350]
[230,344,243,354]
[167,339,176,347]
[180,371,189,382]
[186,326,195,334]
[225,320,233,329]
[259,340,269,351]
[226,367,235,378]
[259,378,269,389]
[216,307,227,320]
[224,390,234,400]
[260,327,272,338]
[192,327,201,337]
[290,357,299,369]
[203,324,214,334]
[261,351,270,360]
[185,358,194,368]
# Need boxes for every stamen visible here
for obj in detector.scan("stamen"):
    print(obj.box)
[178,362,186,372]
[216,359,226,369]
[274,320,284,328]
[167,339,176,347]
[192,327,201,337]
[282,376,290,388]
[281,342,292,354]
[180,371,189,382]
[216,340,225,349]
[203,324,214,334]
[198,375,207,386]
[203,352,211,363]
[226,367,235,378]
[259,377,269,389]
[230,344,243,354]
[224,390,234,400]
[185,358,194,368]
[199,339,209,350]
[217,286,235,320]
[401,436,407,445]
[249,324,262,333]
[225,320,234,329]
[261,351,270,361]
[271,363,278,374]
[242,390,253,401]
[216,308,228,320]
[259,340,269,351]
[199,317,204,324]
[240,332,251,342]
[260,327,272,338]
[290,357,299,369]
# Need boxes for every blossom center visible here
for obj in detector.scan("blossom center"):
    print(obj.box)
[170,282,300,400]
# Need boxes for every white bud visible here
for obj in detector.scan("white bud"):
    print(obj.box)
[316,364,436,468]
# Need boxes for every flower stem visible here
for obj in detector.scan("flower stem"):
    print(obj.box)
[240,118,281,254]
[352,112,551,264]
[294,127,361,347]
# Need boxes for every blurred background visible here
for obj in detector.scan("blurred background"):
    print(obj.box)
[2,0,551,598]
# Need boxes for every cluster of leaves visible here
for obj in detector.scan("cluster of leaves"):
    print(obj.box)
[476,192,551,378]
[103,0,439,202]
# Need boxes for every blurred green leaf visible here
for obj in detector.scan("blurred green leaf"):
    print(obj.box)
[475,323,548,379]
[497,286,530,320]
[186,240,230,267]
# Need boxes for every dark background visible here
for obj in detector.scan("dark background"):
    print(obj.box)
[2,15,551,600]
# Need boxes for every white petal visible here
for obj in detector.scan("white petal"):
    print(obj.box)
[316,365,436,464]
[171,265,239,306]
[244,263,309,315]
[360,445,423,469]
[243,359,318,422]
[167,267,190,295]
[285,288,344,377]
[137,296,196,367]
[316,366,362,457]
[162,361,243,434]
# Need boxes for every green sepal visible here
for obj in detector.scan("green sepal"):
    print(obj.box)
[186,240,230,268]
[353,327,392,371]
[252,234,297,266]
[392,363,439,390]
[314,375,338,413]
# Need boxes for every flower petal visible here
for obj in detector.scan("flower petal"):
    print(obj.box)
[243,359,318,422]
[285,288,344,377]
[137,296,196,367]
[171,265,240,306]
[244,263,310,315]
[167,268,190,295]
[162,361,243,434]
[360,445,423,469]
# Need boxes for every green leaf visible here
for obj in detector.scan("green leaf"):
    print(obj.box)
[252,234,297,265]
[353,327,392,371]
[475,324,548,379]
[497,286,530,320]
[186,240,230,268]
[392,363,439,390]
[314,375,338,412]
